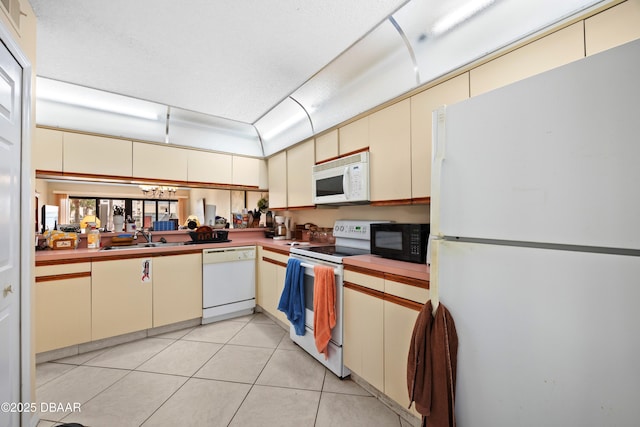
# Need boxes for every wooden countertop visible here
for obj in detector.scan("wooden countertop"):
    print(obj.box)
[35,230,429,282]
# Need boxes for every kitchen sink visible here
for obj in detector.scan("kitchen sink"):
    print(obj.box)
[100,242,186,251]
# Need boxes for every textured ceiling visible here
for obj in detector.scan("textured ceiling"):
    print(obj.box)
[31,0,407,125]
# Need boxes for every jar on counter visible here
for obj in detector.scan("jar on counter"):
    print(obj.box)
[87,227,101,249]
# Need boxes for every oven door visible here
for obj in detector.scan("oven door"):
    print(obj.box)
[291,255,344,345]
[289,254,349,377]
[297,258,344,345]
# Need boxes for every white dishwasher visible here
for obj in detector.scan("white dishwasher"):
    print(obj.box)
[202,246,256,324]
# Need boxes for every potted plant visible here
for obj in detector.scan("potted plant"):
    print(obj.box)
[113,205,125,231]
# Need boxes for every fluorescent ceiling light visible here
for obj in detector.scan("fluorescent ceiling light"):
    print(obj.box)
[431,0,497,36]
[37,77,161,121]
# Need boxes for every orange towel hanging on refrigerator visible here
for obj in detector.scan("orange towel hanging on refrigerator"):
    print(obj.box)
[313,265,336,359]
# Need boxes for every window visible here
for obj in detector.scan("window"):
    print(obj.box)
[69,197,178,231]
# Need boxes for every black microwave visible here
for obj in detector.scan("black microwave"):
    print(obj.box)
[370,223,430,264]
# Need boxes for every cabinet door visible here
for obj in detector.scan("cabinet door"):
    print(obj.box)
[369,99,412,202]
[153,253,202,327]
[385,279,429,305]
[339,116,369,155]
[268,151,287,209]
[257,257,277,315]
[274,264,288,326]
[470,22,584,96]
[64,132,133,177]
[585,0,640,56]
[133,142,188,181]
[257,247,290,319]
[35,277,91,353]
[286,139,315,208]
[411,74,469,199]
[232,156,267,187]
[33,128,63,172]
[188,150,232,184]
[315,130,339,162]
[91,258,153,340]
[384,300,421,415]
[343,286,384,391]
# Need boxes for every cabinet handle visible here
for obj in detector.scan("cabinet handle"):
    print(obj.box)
[3,285,14,297]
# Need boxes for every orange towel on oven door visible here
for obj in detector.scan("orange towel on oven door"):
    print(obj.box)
[313,265,336,359]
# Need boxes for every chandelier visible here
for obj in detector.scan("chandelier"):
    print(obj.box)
[139,185,177,199]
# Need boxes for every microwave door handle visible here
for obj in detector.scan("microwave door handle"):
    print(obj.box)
[342,166,350,199]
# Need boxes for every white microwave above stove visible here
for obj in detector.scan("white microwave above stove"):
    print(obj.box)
[312,151,369,205]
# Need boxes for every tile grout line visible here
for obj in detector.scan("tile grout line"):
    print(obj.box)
[224,317,285,426]
[313,370,328,427]
[138,317,255,426]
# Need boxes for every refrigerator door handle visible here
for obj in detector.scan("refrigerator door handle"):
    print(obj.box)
[431,106,447,238]
[429,238,440,315]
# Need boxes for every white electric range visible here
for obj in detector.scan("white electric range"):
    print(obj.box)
[288,219,390,377]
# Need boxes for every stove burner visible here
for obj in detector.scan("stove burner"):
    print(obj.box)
[298,245,370,258]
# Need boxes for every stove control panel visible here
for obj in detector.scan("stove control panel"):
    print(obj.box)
[333,220,391,240]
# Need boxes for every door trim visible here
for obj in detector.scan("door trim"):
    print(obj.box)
[0,18,34,427]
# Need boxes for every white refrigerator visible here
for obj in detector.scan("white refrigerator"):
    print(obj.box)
[430,38,640,426]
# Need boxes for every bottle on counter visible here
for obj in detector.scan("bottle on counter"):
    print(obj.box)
[87,226,101,249]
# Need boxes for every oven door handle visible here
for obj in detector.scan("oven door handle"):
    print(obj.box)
[300,262,339,275]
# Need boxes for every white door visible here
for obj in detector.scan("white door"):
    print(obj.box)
[0,40,23,427]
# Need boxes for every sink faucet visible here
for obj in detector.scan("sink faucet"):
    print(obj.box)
[135,229,152,243]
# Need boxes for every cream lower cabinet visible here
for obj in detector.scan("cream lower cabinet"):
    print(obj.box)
[91,257,153,340]
[257,247,289,323]
[384,299,421,416]
[35,263,92,353]
[343,286,384,391]
[273,264,288,325]
[344,267,427,417]
[152,253,203,327]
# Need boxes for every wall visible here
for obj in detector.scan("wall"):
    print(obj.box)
[282,204,429,230]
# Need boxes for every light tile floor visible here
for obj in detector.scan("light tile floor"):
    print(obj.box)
[36,313,416,427]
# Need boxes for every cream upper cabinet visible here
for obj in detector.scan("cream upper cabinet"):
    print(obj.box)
[470,22,585,97]
[411,74,469,200]
[33,128,63,172]
[268,151,287,209]
[343,286,384,391]
[339,116,369,155]
[233,156,267,188]
[91,257,153,340]
[133,142,188,181]
[286,139,315,208]
[315,130,339,162]
[152,253,202,327]
[369,99,412,202]
[187,150,232,184]
[64,132,133,177]
[585,0,640,56]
